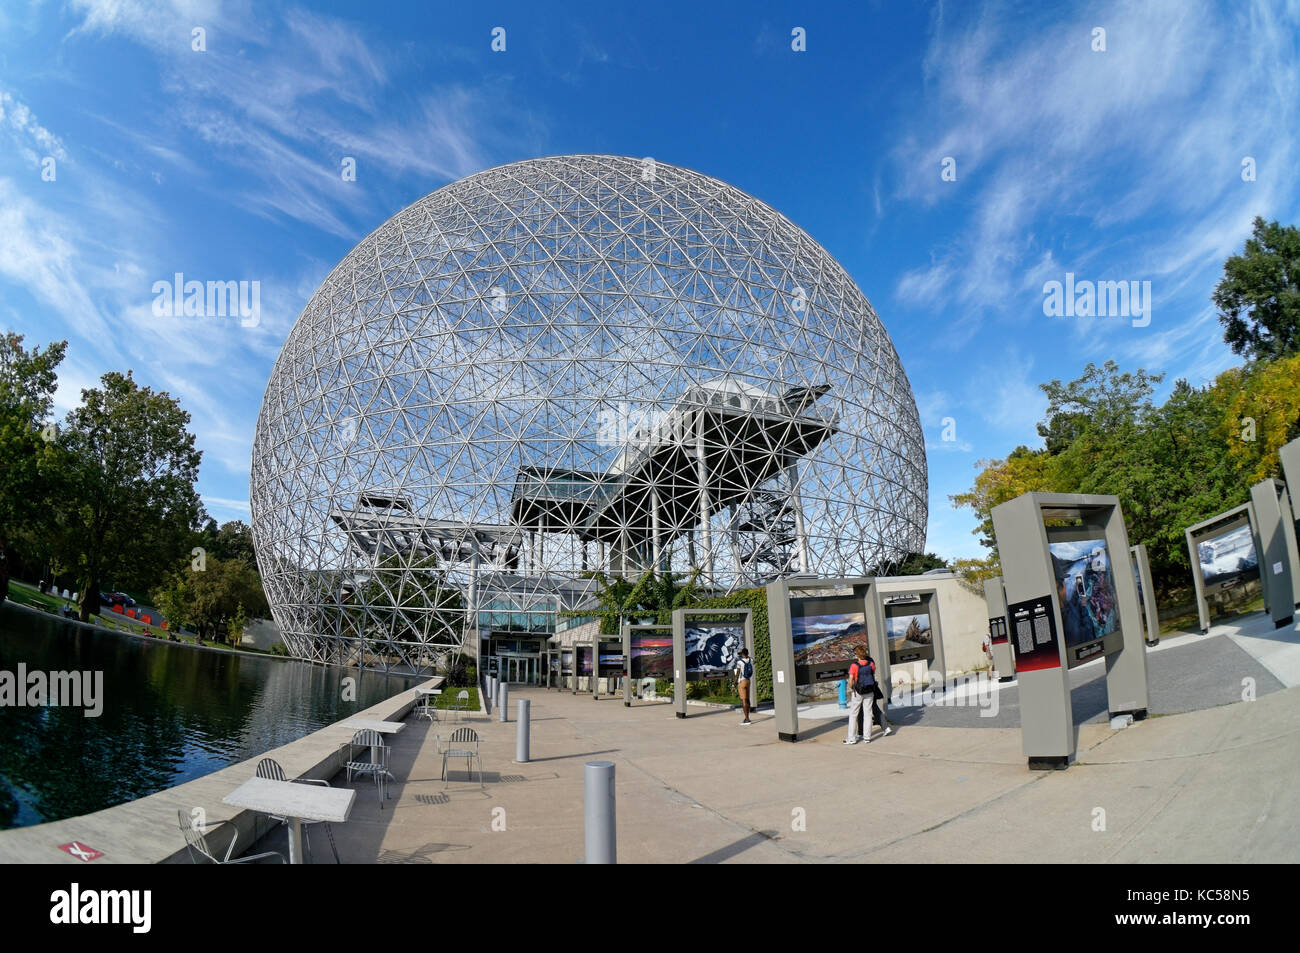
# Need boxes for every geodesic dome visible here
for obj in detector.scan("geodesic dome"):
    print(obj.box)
[250,154,926,673]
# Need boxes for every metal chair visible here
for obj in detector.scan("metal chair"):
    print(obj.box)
[453,689,471,721]
[254,758,340,863]
[437,727,483,789]
[177,808,284,864]
[341,729,391,808]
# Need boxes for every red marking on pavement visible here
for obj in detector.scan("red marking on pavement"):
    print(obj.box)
[59,842,104,861]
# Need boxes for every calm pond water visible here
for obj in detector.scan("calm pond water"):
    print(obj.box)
[0,604,419,830]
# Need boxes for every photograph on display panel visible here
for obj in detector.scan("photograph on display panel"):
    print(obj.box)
[1196,523,1259,593]
[1048,538,1119,647]
[598,647,624,677]
[561,650,574,676]
[629,631,672,679]
[791,610,868,670]
[577,646,593,676]
[884,609,932,654]
[684,622,744,680]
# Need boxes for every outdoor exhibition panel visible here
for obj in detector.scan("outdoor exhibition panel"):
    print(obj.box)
[670,608,754,719]
[622,623,671,706]
[560,647,575,692]
[1184,503,1265,633]
[574,642,594,693]
[1250,477,1299,627]
[1129,543,1160,646]
[1279,481,1300,606]
[765,576,888,742]
[1281,436,1300,524]
[593,635,625,698]
[983,576,1016,681]
[990,492,1149,769]
[876,586,947,694]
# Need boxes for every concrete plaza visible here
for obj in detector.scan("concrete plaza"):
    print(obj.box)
[255,614,1300,864]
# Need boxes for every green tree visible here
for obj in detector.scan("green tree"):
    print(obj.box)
[950,446,1058,551]
[1215,216,1300,360]
[196,518,258,567]
[152,555,268,643]
[1037,360,1164,440]
[872,551,947,576]
[52,371,203,621]
[567,568,701,635]
[0,335,66,602]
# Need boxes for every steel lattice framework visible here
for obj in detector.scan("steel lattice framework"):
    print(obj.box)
[250,155,927,673]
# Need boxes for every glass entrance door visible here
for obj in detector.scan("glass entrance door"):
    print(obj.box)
[499,655,539,683]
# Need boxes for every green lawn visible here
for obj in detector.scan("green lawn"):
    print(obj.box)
[433,685,478,710]
[7,580,278,652]
[7,580,67,612]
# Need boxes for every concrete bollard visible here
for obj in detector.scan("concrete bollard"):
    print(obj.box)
[498,682,509,722]
[515,699,531,763]
[584,761,616,864]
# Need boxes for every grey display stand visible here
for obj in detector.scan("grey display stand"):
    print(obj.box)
[622,623,671,706]
[877,587,946,695]
[765,577,887,742]
[1250,478,1299,627]
[560,647,576,693]
[670,608,754,719]
[1129,543,1160,646]
[1184,503,1265,633]
[593,635,623,699]
[573,641,593,694]
[983,576,1016,681]
[1281,436,1300,510]
[990,492,1149,770]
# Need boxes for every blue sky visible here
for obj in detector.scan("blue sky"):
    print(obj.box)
[1,0,1297,560]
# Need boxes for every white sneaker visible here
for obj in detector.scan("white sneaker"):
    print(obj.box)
[883,726,893,736]
[842,738,858,745]
[862,733,873,743]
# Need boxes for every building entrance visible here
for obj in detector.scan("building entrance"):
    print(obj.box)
[498,654,540,684]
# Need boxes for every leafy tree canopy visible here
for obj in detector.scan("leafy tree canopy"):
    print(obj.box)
[1215,216,1300,361]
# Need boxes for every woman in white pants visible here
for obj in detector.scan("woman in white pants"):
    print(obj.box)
[844,646,875,744]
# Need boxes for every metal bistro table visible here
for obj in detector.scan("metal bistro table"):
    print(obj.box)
[414,687,443,722]
[223,776,355,865]
[341,718,406,776]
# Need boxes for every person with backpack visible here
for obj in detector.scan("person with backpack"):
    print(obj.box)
[845,645,878,744]
[735,648,754,725]
[850,649,893,741]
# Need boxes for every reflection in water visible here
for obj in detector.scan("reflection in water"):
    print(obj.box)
[0,605,418,829]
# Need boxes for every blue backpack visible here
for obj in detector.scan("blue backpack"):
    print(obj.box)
[741,658,753,679]
[854,660,876,695]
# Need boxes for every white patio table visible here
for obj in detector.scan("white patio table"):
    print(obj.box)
[223,776,354,865]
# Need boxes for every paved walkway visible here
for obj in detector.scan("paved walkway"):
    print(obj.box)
[252,616,1300,864]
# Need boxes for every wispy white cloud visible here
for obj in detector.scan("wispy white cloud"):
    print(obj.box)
[892,0,1300,378]
[0,88,68,169]
[63,0,505,236]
